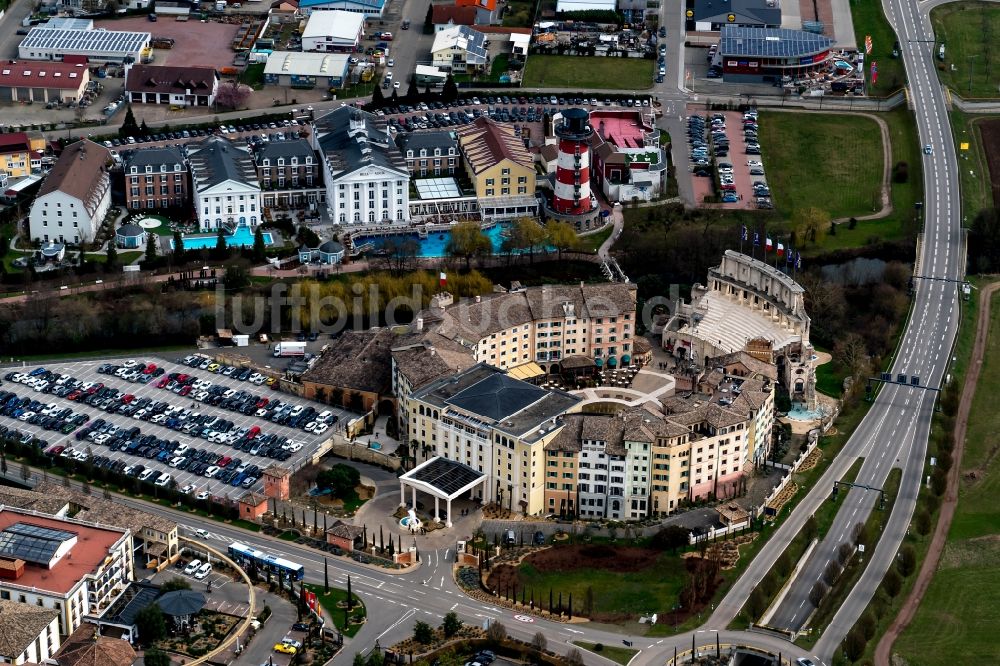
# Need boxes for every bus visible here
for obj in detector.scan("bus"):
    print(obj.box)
[228,542,305,580]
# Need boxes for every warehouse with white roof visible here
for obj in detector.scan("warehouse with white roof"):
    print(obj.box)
[302,10,365,52]
[264,51,351,88]
[18,27,151,64]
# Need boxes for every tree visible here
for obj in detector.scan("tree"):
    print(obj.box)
[139,118,150,136]
[838,542,854,565]
[120,104,139,138]
[531,631,547,653]
[808,581,827,608]
[354,653,367,666]
[447,221,491,269]
[172,230,185,264]
[252,225,266,263]
[858,611,878,640]
[823,561,842,586]
[897,544,917,577]
[105,242,118,269]
[565,648,584,666]
[145,233,158,262]
[215,80,252,110]
[423,4,434,33]
[442,74,458,103]
[650,525,689,552]
[915,508,932,535]
[413,620,434,644]
[486,620,507,644]
[503,217,547,263]
[213,227,228,260]
[792,206,828,246]
[804,515,819,541]
[882,567,902,598]
[406,76,419,102]
[366,651,385,666]
[324,557,330,593]
[441,611,462,637]
[135,604,167,645]
[144,647,170,666]
[834,332,870,390]
[160,577,191,593]
[842,626,867,662]
[371,84,385,108]
[222,261,250,290]
[747,585,768,619]
[546,220,580,260]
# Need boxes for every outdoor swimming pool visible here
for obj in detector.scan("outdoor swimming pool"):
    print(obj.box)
[172,226,272,251]
[355,222,539,258]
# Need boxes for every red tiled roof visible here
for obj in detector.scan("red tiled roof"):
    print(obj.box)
[472,25,532,35]
[0,132,31,155]
[432,5,478,25]
[457,0,496,10]
[456,116,533,173]
[0,61,88,91]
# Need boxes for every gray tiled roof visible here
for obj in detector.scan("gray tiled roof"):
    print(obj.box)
[302,328,394,395]
[124,145,186,171]
[0,599,58,660]
[447,372,547,422]
[693,0,781,25]
[188,135,259,192]
[313,107,407,179]
[256,138,315,162]
[395,130,458,155]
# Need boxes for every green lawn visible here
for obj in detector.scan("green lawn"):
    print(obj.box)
[930,2,1000,99]
[84,251,144,264]
[239,63,266,89]
[759,112,884,220]
[304,583,367,638]
[851,0,906,95]
[895,287,1000,664]
[523,56,652,90]
[572,641,638,665]
[578,226,613,252]
[814,346,847,397]
[502,0,536,27]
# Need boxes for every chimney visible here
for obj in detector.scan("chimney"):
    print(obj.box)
[415,317,423,331]
[475,295,481,303]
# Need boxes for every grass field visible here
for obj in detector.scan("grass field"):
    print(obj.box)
[851,0,906,94]
[578,226,613,252]
[950,111,998,217]
[84,251,144,265]
[523,56,652,90]
[759,112,884,220]
[305,583,367,638]
[930,2,1000,99]
[572,641,638,665]
[895,287,1000,665]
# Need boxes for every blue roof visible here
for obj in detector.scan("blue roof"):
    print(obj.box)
[719,25,834,59]
[300,0,386,8]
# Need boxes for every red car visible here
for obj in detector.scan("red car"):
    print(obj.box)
[247,425,261,439]
[157,377,169,388]
[179,385,192,396]
[256,398,269,408]
[176,373,190,383]
[218,456,232,467]
[122,394,135,404]
[86,383,102,394]
[67,390,82,401]
[47,445,65,456]
[143,363,157,374]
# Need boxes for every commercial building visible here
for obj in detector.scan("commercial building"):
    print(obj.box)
[0,507,132,637]
[587,108,667,204]
[0,132,45,179]
[18,27,150,64]
[717,25,834,83]
[431,25,488,72]
[188,136,262,232]
[123,146,188,211]
[298,0,387,18]
[455,116,538,220]
[312,107,409,225]
[255,138,322,210]
[125,64,219,107]
[302,10,365,52]
[28,140,111,245]
[407,364,581,516]
[263,51,351,89]
[665,250,817,408]
[686,0,782,32]
[0,61,90,104]
[0,599,61,665]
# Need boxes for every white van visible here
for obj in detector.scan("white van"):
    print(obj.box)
[138,468,156,482]
[194,562,213,579]
[184,559,202,575]
[155,473,172,487]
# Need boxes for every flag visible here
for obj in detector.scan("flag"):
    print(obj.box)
[765,237,773,251]
[870,60,878,85]
[753,232,760,246]
[741,225,748,241]
[777,242,785,257]
[439,271,447,286]
[795,252,802,269]
[786,248,793,263]
[865,35,873,55]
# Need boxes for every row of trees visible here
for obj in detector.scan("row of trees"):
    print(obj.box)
[446,219,581,270]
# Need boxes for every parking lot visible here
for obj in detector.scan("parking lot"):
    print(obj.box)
[0,354,351,494]
[687,108,770,209]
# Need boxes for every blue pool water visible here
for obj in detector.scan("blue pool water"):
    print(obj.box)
[787,401,822,421]
[834,60,853,70]
[173,226,273,251]
[356,223,543,258]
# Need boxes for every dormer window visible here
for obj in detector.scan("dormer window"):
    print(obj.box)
[277,158,284,166]
[130,167,138,174]
[262,159,270,166]
[174,164,181,171]
[407,150,413,158]
[145,166,152,173]
[291,157,298,165]
[160,165,167,172]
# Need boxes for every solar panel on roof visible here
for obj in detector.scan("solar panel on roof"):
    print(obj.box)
[409,458,485,496]
[0,522,77,565]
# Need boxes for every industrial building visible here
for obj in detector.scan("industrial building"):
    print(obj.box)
[18,26,150,64]
[685,0,782,32]
[263,51,351,88]
[717,25,834,83]
[302,10,365,52]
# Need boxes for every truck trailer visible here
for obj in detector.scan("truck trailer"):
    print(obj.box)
[273,341,307,357]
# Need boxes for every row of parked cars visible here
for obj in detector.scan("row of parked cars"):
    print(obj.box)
[174,355,336,435]
[0,387,90,435]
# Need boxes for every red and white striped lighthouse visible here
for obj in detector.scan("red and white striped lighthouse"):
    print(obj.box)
[552,108,595,215]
